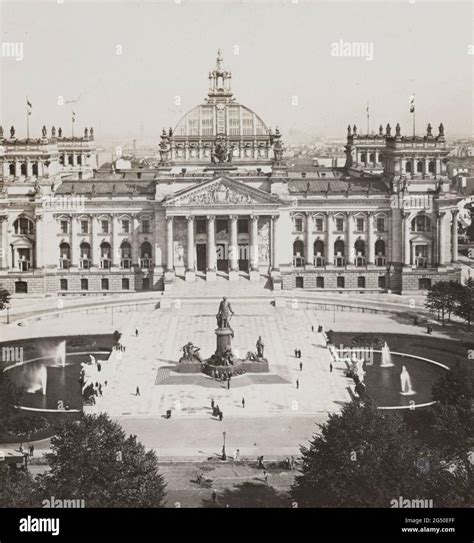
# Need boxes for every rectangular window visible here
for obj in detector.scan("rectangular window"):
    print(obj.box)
[101,220,109,234]
[419,278,432,290]
[356,218,364,232]
[81,278,88,291]
[316,276,324,289]
[295,277,304,289]
[238,219,249,234]
[337,276,345,289]
[196,219,207,234]
[315,218,324,232]
[141,219,150,233]
[60,220,68,234]
[216,219,228,234]
[376,218,385,232]
[101,278,109,290]
[122,220,130,234]
[378,276,386,289]
[357,276,366,288]
[60,278,68,291]
[81,220,89,234]
[122,278,130,290]
[336,218,344,232]
[294,218,303,232]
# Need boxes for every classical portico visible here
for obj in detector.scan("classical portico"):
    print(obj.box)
[162,175,282,283]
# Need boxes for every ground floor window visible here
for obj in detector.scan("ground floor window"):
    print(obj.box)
[357,276,366,288]
[378,276,386,289]
[101,278,109,290]
[81,278,88,290]
[60,279,68,291]
[142,277,150,290]
[122,278,130,290]
[295,276,304,289]
[419,278,432,290]
[316,276,324,289]
[337,276,345,289]
[15,281,27,294]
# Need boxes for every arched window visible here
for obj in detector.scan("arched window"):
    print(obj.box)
[20,163,27,176]
[360,152,367,163]
[32,163,39,176]
[59,243,71,269]
[314,240,325,256]
[80,242,91,259]
[293,240,304,257]
[375,239,386,256]
[9,163,15,176]
[77,155,82,166]
[68,154,74,166]
[411,215,431,232]
[121,242,131,259]
[140,241,152,268]
[369,153,375,163]
[417,160,423,173]
[334,239,345,256]
[100,242,112,259]
[428,160,435,173]
[14,217,34,235]
[405,161,412,173]
[354,239,365,256]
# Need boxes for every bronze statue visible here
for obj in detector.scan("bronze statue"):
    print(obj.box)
[439,123,444,136]
[51,126,56,137]
[181,341,202,363]
[10,126,15,139]
[216,297,234,329]
[42,125,47,138]
[58,127,62,138]
[256,336,264,358]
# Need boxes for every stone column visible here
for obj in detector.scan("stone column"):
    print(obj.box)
[206,215,216,281]
[403,212,411,266]
[326,213,334,266]
[35,215,43,268]
[14,160,20,178]
[0,216,9,269]
[131,215,139,266]
[166,216,174,272]
[70,215,78,267]
[26,160,32,179]
[451,210,459,263]
[229,215,239,278]
[185,216,195,281]
[112,215,120,267]
[305,213,313,266]
[367,212,375,265]
[271,215,280,270]
[346,213,354,266]
[249,215,259,279]
[438,211,446,266]
[91,216,101,267]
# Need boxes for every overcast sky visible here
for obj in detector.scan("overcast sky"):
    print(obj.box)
[0,0,472,143]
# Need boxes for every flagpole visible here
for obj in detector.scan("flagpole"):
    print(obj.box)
[26,96,30,140]
[366,102,370,134]
[413,108,416,138]
[71,106,74,139]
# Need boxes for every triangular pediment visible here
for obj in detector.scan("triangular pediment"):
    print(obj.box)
[163,176,282,207]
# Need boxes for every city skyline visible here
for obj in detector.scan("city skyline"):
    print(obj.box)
[1,0,473,142]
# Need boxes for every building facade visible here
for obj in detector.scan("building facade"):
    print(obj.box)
[0,51,462,296]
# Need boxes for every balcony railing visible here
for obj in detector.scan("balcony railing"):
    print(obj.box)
[18,260,31,272]
[355,255,366,267]
[80,259,91,269]
[59,259,71,270]
[375,256,387,267]
[140,258,152,269]
[334,256,345,267]
[121,259,132,269]
[415,257,428,269]
[313,256,325,267]
[100,259,111,269]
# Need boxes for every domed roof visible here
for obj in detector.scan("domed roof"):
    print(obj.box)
[173,102,270,139]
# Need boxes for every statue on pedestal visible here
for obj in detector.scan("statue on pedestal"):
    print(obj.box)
[256,336,264,359]
[216,297,234,336]
[180,341,203,364]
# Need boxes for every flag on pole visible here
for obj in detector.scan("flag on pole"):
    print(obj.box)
[27,98,32,116]
[72,110,76,123]
[366,102,369,114]
[409,94,415,113]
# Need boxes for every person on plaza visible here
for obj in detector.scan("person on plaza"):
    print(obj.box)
[135,329,139,337]
[136,386,140,396]
[211,398,215,409]
[294,348,298,358]
[211,490,217,503]
[19,443,23,454]
[29,445,34,457]
[298,349,302,358]
[227,379,231,390]
[241,397,245,408]
[263,470,268,484]
[105,380,108,387]
[233,449,240,462]
[296,379,299,389]
[299,361,303,371]
[311,325,314,332]
[330,362,333,373]
[219,411,223,422]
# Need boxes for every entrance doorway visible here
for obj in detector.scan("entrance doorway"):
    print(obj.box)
[216,243,228,272]
[238,244,249,272]
[196,244,207,272]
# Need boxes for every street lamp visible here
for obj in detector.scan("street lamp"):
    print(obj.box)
[221,431,226,461]
[6,301,10,325]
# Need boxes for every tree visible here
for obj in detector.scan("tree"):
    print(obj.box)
[431,363,474,413]
[0,288,10,311]
[454,278,474,331]
[291,401,460,507]
[36,414,166,507]
[0,371,20,426]
[0,465,38,508]
[425,281,463,326]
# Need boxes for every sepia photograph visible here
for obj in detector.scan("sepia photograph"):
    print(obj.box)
[0,0,473,538]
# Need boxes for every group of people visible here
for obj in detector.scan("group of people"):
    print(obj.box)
[18,444,34,458]
[113,343,126,352]
[211,399,223,421]
[294,348,302,358]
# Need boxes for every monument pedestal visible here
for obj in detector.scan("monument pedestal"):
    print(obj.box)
[215,327,233,355]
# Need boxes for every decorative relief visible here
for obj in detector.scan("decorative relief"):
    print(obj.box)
[173,182,256,206]
[258,217,270,264]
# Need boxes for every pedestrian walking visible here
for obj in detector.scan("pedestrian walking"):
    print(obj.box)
[330,362,333,373]
[29,445,34,458]
[294,348,298,358]
[219,411,223,422]
[298,349,302,358]
[233,449,240,462]
[135,329,139,337]
[211,490,217,503]
[296,379,299,389]
[299,361,303,371]
[263,470,268,484]
[136,386,140,396]
[105,380,108,387]
[227,379,230,390]
[241,397,245,408]
[19,443,23,454]
[311,325,314,332]
[211,398,215,409]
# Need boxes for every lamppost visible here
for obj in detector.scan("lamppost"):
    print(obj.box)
[221,431,226,461]
[6,301,10,324]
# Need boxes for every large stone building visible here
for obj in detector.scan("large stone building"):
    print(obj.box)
[0,51,463,296]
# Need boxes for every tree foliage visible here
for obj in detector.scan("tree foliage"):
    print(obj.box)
[36,413,166,507]
[291,401,462,507]
[0,288,10,311]
[425,279,474,329]
[0,465,37,508]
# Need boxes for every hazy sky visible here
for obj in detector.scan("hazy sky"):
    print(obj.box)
[0,0,472,143]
